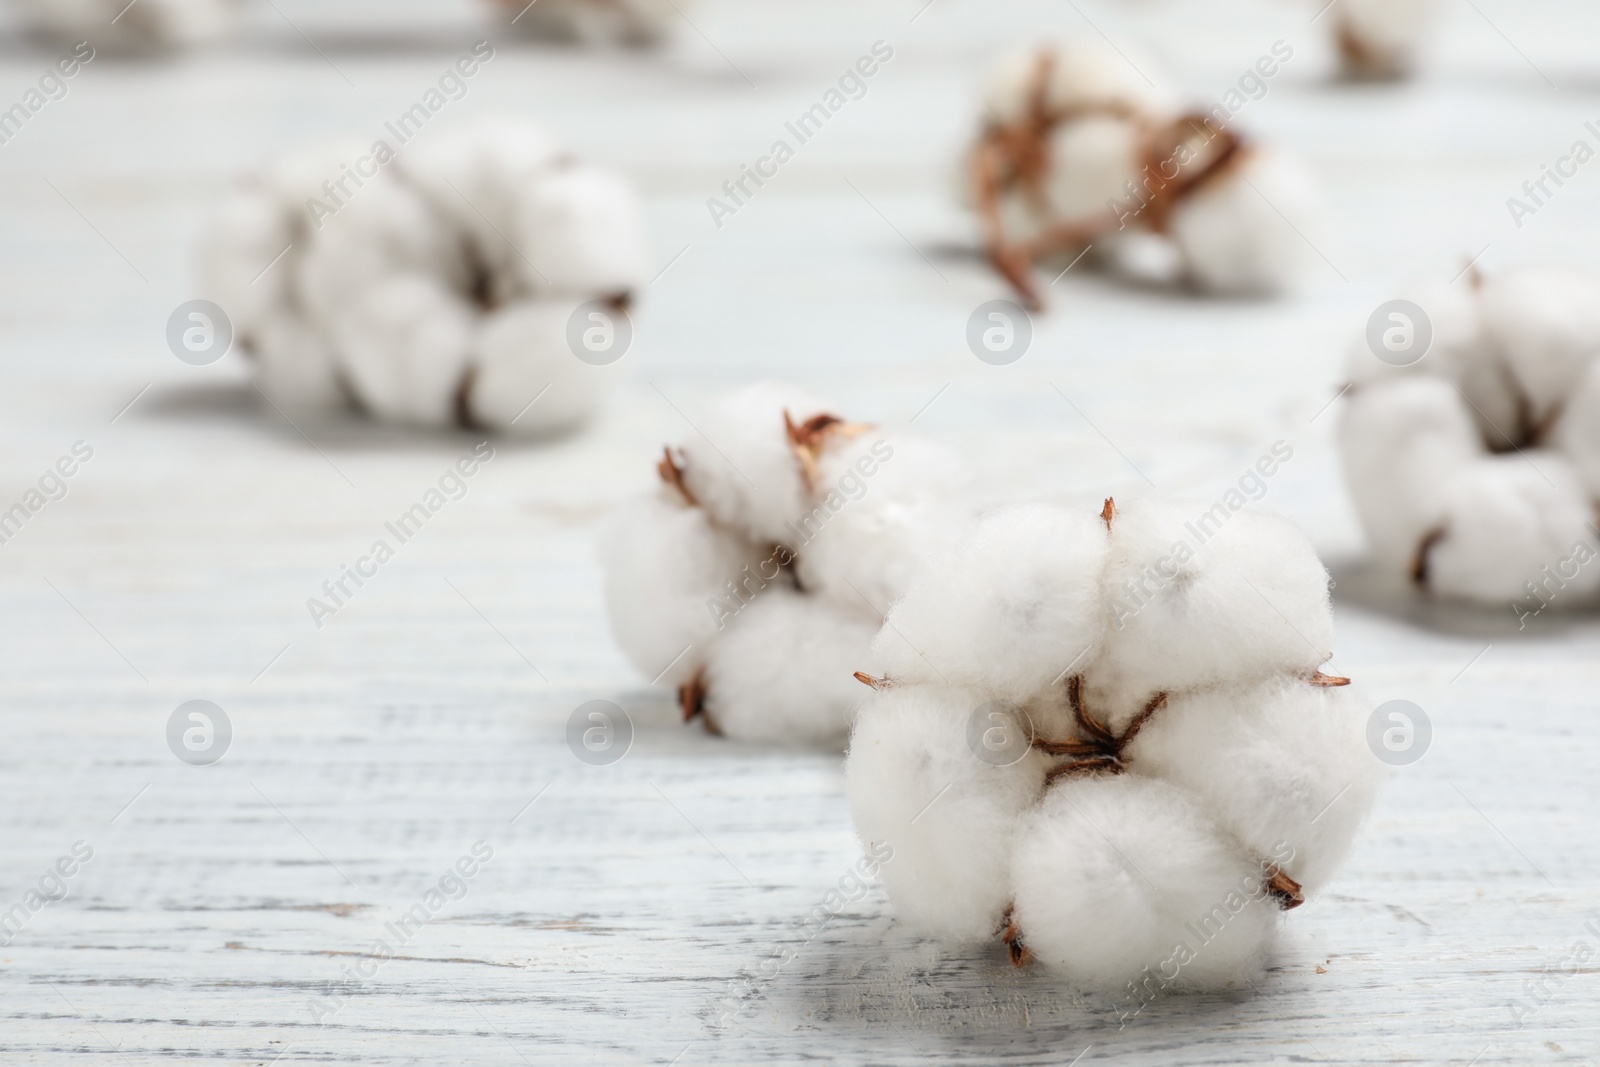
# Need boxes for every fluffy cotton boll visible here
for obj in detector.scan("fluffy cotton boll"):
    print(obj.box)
[872,505,1108,704]
[17,0,237,50]
[1169,148,1322,296]
[699,588,878,747]
[1085,501,1333,728]
[1343,278,1516,444]
[1477,266,1600,433]
[1125,678,1383,896]
[794,433,967,615]
[675,381,838,544]
[513,165,650,297]
[500,0,680,46]
[1423,453,1600,604]
[249,314,347,413]
[1336,0,1438,80]
[1340,376,1483,573]
[327,275,476,428]
[597,488,766,689]
[1550,360,1600,497]
[465,298,619,436]
[847,683,1049,944]
[1010,775,1278,990]
[195,187,297,344]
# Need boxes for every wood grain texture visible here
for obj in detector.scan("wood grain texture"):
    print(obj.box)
[1,0,1599,1062]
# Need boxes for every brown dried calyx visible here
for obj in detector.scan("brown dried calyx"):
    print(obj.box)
[1265,865,1304,910]
[968,50,1249,310]
[1033,676,1166,784]
[853,671,893,690]
[657,445,697,507]
[785,410,871,493]
[999,904,1031,967]
[677,669,722,735]
[1410,526,1446,589]
[1101,496,1116,530]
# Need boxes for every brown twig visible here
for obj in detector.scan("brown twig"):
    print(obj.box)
[999,904,1031,967]
[1265,866,1304,910]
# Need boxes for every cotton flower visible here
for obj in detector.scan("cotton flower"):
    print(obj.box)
[1333,0,1438,81]
[597,382,965,748]
[490,0,680,47]
[1340,266,1600,608]
[14,0,239,51]
[967,39,1323,308]
[846,497,1382,990]
[197,118,648,436]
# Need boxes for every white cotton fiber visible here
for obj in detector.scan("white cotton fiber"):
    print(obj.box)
[1010,775,1278,990]
[597,488,766,689]
[847,683,1049,944]
[700,589,878,747]
[1340,376,1484,575]
[1125,678,1384,895]
[1424,454,1600,603]
[1477,266,1600,432]
[467,299,617,436]
[872,504,1108,703]
[1335,0,1439,80]
[1085,501,1334,726]
[675,381,839,545]
[197,117,647,434]
[1168,148,1322,297]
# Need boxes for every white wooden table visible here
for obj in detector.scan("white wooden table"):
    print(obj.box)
[1,0,1598,1062]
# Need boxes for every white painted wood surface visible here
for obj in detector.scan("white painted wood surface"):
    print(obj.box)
[1,0,1599,1062]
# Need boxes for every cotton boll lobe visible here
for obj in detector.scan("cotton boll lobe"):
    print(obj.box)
[698,588,878,748]
[1339,376,1483,575]
[1124,678,1384,896]
[195,187,296,346]
[1009,775,1277,989]
[674,382,840,544]
[328,275,476,428]
[513,165,650,297]
[872,505,1108,704]
[794,433,968,615]
[1477,266,1600,434]
[466,299,618,436]
[847,684,1049,944]
[1168,148,1322,296]
[1335,0,1438,81]
[1084,501,1334,728]
[249,314,347,413]
[1422,453,1600,603]
[1039,115,1148,226]
[597,488,767,689]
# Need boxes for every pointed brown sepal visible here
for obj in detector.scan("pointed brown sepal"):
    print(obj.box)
[1411,527,1446,588]
[1266,866,1304,911]
[853,671,893,690]
[784,409,872,492]
[999,906,1032,967]
[1101,497,1116,531]
[678,669,707,725]
[657,446,697,507]
[1309,671,1351,688]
